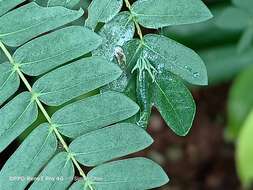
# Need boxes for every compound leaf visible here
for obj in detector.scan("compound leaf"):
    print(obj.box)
[0,2,84,47]
[0,0,25,16]
[52,91,139,138]
[143,34,208,85]
[0,124,57,190]
[93,11,135,61]
[70,123,153,166]
[14,26,102,76]
[87,157,169,190]
[0,92,38,152]
[29,152,74,190]
[0,62,20,105]
[85,0,123,30]
[131,0,212,29]
[153,71,196,136]
[33,56,122,106]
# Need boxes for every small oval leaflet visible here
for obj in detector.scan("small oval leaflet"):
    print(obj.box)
[153,71,196,136]
[0,2,84,47]
[0,92,38,152]
[69,123,153,166]
[0,124,57,190]
[52,91,140,138]
[86,157,169,190]
[143,34,208,85]
[14,26,102,76]
[131,0,212,29]
[33,56,122,106]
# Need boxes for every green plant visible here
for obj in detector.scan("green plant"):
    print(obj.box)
[0,0,212,189]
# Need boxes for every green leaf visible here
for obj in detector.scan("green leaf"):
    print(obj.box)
[131,0,212,29]
[237,26,253,53]
[70,123,153,166]
[33,56,122,106]
[29,152,74,190]
[93,12,135,61]
[236,110,253,187]
[200,45,253,85]
[0,2,84,47]
[47,0,80,8]
[153,71,196,136]
[143,34,208,85]
[216,7,251,30]
[233,0,253,13]
[14,26,102,76]
[0,92,38,152]
[0,0,25,16]
[85,0,123,30]
[87,157,169,190]
[227,66,253,140]
[0,124,57,190]
[0,62,20,105]
[52,91,140,138]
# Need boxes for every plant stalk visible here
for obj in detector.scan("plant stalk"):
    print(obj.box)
[124,0,144,40]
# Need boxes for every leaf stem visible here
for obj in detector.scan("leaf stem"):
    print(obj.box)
[124,0,143,40]
[0,41,93,190]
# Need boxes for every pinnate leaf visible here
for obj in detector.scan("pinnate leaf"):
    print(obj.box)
[69,123,153,166]
[52,91,139,138]
[33,56,122,106]
[0,92,38,152]
[14,26,102,76]
[0,2,84,47]
[0,124,57,190]
[131,0,212,29]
